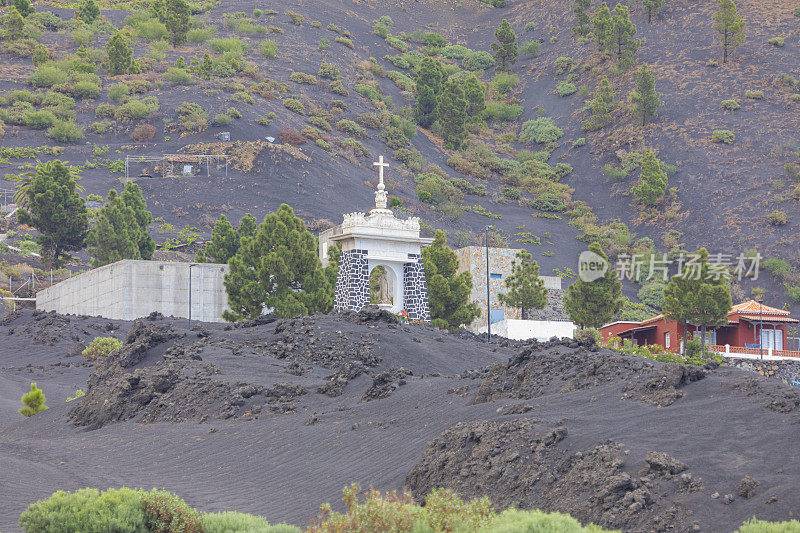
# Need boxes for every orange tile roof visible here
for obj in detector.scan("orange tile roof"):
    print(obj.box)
[730,300,790,316]
[635,300,795,326]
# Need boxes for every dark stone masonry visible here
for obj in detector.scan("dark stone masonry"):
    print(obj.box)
[334,249,430,321]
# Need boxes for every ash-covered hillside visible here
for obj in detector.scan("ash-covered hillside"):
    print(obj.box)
[1,308,799,531]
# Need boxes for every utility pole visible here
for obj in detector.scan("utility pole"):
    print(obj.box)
[485,225,491,343]
[759,296,764,360]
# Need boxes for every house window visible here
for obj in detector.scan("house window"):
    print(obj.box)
[665,332,671,348]
[490,309,504,324]
[490,273,502,279]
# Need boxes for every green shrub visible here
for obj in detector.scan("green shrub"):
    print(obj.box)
[736,518,800,533]
[201,511,300,533]
[483,102,524,121]
[711,129,735,144]
[24,109,56,129]
[47,120,85,142]
[259,39,277,58]
[356,113,382,129]
[286,10,303,25]
[115,96,159,120]
[520,40,540,56]
[386,36,409,52]
[763,257,792,278]
[553,56,573,75]
[29,65,68,88]
[19,488,146,533]
[108,82,130,101]
[573,137,586,147]
[355,83,381,101]
[209,37,248,54]
[133,18,169,41]
[177,101,209,132]
[519,117,563,144]
[318,62,341,80]
[330,80,348,95]
[767,210,788,226]
[462,50,494,70]
[140,489,202,533]
[187,26,215,43]
[283,98,306,115]
[82,336,123,358]
[721,99,740,110]
[492,72,519,94]
[163,67,193,84]
[232,91,254,104]
[442,45,472,59]
[289,71,317,84]
[416,172,463,205]
[72,28,95,46]
[309,116,332,131]
[335,119,367,137]
[335,36,354,49]
[745,89,764,99]
[557,80,577,96]
[95,103,115,118]
[483,508,603,532]
[768,37,784,47]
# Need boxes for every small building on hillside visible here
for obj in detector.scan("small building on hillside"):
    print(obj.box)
[454,246,574,339]
[599,300,799,357]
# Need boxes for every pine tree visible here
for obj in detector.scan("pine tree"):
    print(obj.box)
[196,213,256,264]
[17,160,88,268]
[163,0,190,45]
[87,190,142,268]
[498,249,548,319]
[438,79,468,150]
[582,76,615,131]
[632,150,668,206]
[610,3,638,68]
[462,75,486,119]
[4,6,25,40]
[77,0,100,24]
[422,230,480,330]
[491,19,518,72]
[573,0,592,36]
[564,242,622,329]
[198,53,213,80]
[120,181,155,259]
[714,0,745,63]
[106,31,134,75]
[223,204,332,320]
[664,248,731,356]
[414,57,445,128]
[629,63,661,125]
[643,0,664,23]
[19,382,47,417]
[12,0,33,17]
[592,2,614,52]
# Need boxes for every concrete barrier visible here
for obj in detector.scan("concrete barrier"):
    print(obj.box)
[36,260,230,322]
[479,319,576,341]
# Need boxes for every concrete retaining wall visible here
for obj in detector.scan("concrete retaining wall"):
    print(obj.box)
[479,319,576,341]
[36,260,229,322]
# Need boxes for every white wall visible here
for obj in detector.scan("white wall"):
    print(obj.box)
[36,260,229,322]
[479,319,576,341]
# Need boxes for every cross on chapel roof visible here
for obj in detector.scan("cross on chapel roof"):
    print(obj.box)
[372,155,390,212]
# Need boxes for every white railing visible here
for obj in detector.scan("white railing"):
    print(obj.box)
[707,344,800,360]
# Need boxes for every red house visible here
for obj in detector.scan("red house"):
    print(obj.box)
[599,300,799,358]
